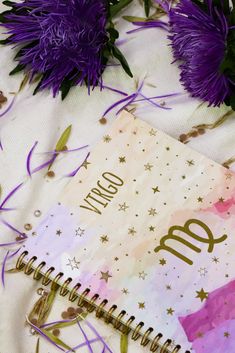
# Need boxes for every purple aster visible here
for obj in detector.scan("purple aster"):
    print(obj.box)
[169,0,230,107]
[3,0,108,97]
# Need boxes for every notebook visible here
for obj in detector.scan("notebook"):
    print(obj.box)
[16,111,235,353]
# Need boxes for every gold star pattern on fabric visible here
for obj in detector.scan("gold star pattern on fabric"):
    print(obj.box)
[149,225,155,232]
[75,227,85,237]
[103,135,112,143]
[166,285,172,290]
[181,175,186,179]
[100,270,112,283]
[148,208,157,216]
[166,147,170,151]
[118,202,129,211]
[159,258,167,266]
[128,227,136,236]
[122,288,129,294]
[139,271,147,280]
[224,332,230,338]
[144,163,153,171]
[114,257,119,261]
[197,197,203,202]
[196,288,208,302]
[218,197,225,202]
[56,229,62,236]
[149,128,157,136]
[152,186,160,193]
[138,302,145,309]
[119,156,126,163]
[196,332,204,338]
[166,308,174,315]
[100,235,109,243]
[212,256,219,263]
[66,257,80,271]
[186,159,195,166]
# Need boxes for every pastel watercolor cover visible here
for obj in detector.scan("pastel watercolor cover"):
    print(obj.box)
[22,111,235,352]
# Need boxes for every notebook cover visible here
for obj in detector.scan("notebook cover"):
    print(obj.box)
[22,111,235,353]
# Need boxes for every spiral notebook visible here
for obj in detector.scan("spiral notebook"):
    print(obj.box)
[17,111,235,353]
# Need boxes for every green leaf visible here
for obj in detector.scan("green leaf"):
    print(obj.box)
[9,64,25,76]
[120,334,128,353]
[123,16,147,22]
[2,1,15,6]
[55,125,72,152]
[18,74,29,92]
[230,95,235,111]
[110,44,133,78]
[60,79,73,101]
[144,0,151,17]
[35,338,40,353]
[0,38,11,45]
[40,329,75,352]
[109,0,133,18]
[0,11,11,23]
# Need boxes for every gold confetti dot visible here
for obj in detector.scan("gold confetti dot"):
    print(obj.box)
[47,171,55,178]
[99,117,107,125]
[52,329,60,337]
[24,223,32,231]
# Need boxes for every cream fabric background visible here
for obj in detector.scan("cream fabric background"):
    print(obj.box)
[0,1,235,353]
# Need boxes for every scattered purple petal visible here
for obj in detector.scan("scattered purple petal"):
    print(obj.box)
[7,247,21,259]
[26,141,38,177]
[65,338,101,353]
[86,321,113,353]
[31,155,56,174]
[40,318,76,328]
[26,317,65,352]
[138,93,171,110]
[0,239,26,247]
[0,182,24,210]
[1,250,10,287]
[43,145,89,155]
[103,94,136,117]
[0,219,26,237]
[66,152,90,178]
[0,207,17,212]
[77,321,94,353]
[127,20,169,34]
[0,139,3,151]
[0,96,16,118]
[102,85,128,96]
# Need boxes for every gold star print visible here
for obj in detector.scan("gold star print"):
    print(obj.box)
[56,229,62,236]
[166,285,172,290]
[75,227,85,237]
[197,197,203,202]
[118,202,129,211]
[100,235,109,243]
[224,332,230,338]
[198,267,208,277]
[149,128,157,136]
[218,197,225,202]
[66,257,80,271]
[119,156,126,163]
[148,208,157,216]
[152,186,160,193]
[103,135,112,143]
[186,160,195,166]
[100,270,112,283]
[225,173,232,180]
[114,257,119,261]
[181,175,186,179]
[81,160,90,169]
[149,225,155,232]
[196,288,208,302]
[166,308,174,315]
[128,227,136,236]
[159,258,167,266]
[144,163,153,171]
[139,271,147,280]
[166,147,170,151]
[122,288,129,294]
[212,256,219,263]
[138,302,145,309]
[196,332,204,338]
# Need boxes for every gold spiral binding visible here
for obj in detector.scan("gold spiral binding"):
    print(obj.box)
[16,252,191,353]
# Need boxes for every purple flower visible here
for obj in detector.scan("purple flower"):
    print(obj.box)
[3,0,108,97]
[169,0,230,107]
